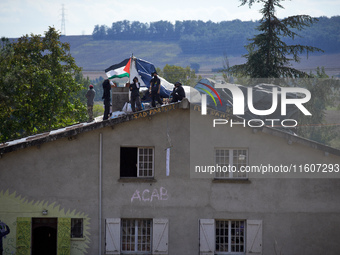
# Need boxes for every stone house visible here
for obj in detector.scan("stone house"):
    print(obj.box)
[0,99,339,255]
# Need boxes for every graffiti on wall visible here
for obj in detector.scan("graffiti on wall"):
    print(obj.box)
[131,187,169,202]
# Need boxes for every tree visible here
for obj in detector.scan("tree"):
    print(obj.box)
[229,0,323,78]
[0,27,87,143]
[295,68,340,146]
[160,65,199,87]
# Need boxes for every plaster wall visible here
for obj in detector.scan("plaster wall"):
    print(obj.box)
[0,107,340,254]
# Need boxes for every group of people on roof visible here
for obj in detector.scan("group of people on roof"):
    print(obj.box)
[85,71,186,122]
[133,71,186,110]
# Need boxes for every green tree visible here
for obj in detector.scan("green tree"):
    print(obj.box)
[0,27,87,143]
[296,68,340,146]
[229,0,323,78]
[161,64,199,87]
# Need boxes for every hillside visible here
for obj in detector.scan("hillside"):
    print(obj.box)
[61,35,340,79]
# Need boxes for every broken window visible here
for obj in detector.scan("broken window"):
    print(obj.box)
[120,147,154,178]
[215,148,248,179]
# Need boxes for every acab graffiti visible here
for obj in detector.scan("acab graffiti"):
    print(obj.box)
[131,187,168,202]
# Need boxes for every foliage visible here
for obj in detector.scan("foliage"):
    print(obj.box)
[75,71,91,104]
[0,27,87,143]
[156,65,200,87]
[93,104,104,117]
[91,17,340,56]
[228,0,323,78]
[295,69,340,145]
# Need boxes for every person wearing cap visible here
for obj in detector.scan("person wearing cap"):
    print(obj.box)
[171,82,186,103]
[85,84,96,122]
[149,72,162,107]
[130,76,142,112]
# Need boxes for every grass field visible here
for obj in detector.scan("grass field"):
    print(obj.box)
[62,36,340,79]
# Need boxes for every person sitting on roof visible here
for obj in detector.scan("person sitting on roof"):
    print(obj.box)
[130,77,142,112]
[171,82,186,103]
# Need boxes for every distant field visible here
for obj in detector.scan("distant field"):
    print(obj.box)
[63,36,340,80]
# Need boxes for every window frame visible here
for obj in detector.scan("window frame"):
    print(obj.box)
[121,218,153,254]
[214,148,248,179]
[215,219,246,254]
[137,147,154,178]
[71,218,84,239]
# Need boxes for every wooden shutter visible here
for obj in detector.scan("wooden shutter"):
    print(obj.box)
[246,220,262,255]
[105,218,121,255]
[152,218,169,254]
[16,217,31,255]
[57,218,71,255]
[199,219,214,255]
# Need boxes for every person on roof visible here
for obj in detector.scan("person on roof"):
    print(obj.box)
[102,79,111,120]
[130,77,142,112]
[171,82,186,103]
[85,84,96,122]
[149,72,162,107]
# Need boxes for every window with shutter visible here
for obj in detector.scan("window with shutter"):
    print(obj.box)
[199,219,262,255]
[106,218,168,255]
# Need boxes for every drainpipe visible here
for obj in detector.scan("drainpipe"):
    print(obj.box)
[99,133,103,255]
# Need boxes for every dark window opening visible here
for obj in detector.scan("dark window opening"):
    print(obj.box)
[120,147,154,178]
[120,147,138,177]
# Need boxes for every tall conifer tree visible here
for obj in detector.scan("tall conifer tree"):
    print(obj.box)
[230,0,323,78]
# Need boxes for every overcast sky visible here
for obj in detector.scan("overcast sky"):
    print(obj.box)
[1,0,339,38]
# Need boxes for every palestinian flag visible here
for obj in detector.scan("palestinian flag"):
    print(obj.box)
[105,58,131,79]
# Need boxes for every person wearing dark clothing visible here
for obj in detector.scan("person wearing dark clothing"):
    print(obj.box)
[171,82,186,102]
[85,84,96,122]
[130,77,142,112]
[102,79,111,120]
[0,222,10,255]
[149,72,162,107]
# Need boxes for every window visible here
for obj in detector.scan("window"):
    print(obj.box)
[199,219,262,255]
[121,219,152,253]
[71,218,83,238]
[120,147,154,178]
[215,148,248,179]
[105,218,168,255]
[216,220,245,253]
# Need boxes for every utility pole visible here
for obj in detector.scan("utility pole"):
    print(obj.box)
[61,4,66,36]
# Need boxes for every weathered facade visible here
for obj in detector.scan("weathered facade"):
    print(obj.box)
[0,100,340,255]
